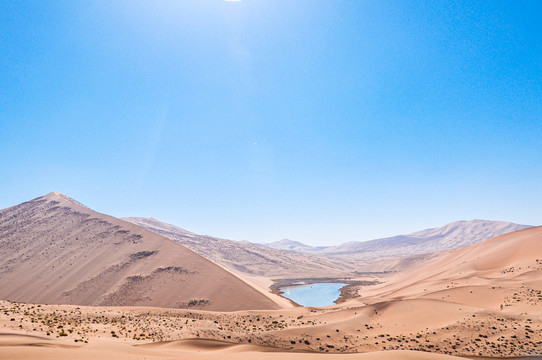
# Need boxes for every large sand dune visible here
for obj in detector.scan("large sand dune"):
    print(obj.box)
[0,192,280,311]
[0,331,473,360]
[266,220,532,262]
[123,217,355,278]
[125,218,532,281]
[361,225,542,302]
[1,194,542,359]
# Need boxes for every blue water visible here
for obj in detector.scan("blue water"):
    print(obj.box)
[280,283,348,307]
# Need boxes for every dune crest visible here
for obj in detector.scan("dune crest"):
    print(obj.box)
[0,193,280,311]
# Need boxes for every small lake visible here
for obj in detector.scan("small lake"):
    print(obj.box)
[280,282,348,307]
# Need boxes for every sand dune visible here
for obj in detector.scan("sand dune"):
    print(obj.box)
[124,218,531,280]
[0,333,53,346]
[0,331,472,359]
[266,220,532,262]
[361,226,542,302]
[123,217,355,278]
[2,194,542,359]
[0,192,280,311]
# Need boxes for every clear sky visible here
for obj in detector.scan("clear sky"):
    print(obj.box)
[1,1,541,245]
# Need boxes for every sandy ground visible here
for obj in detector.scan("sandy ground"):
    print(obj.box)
[2,195,542,359]
[0,332,499,360]
[1,280,541,359]
[3,227,542,359]
[0,192,280,311]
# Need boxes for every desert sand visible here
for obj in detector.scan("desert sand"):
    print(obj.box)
[125,217,530,275]
[0,192,280,310]
[2,299,539,360]
[264,220,532,261]
[123,216,357,278]
[0,333,474,360]
[1,194,542,359]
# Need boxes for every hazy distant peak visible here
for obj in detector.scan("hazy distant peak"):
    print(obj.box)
[258,219,533,265]
[276,239,305,246]
[268,239,306,246]
[408,219,531,238]
[307,219,533,260]
[264,239,319,252]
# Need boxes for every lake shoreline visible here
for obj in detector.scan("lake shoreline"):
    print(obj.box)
[271,278,379,306]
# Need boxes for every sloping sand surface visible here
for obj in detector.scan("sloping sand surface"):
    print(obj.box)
[266,220,532,263]
[0,332,468,360]
[0,192,280,311]
[124,217,356,278]
[359,226,542,304]
[2,196,542,359]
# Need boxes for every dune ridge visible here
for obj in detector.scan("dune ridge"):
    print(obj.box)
[0,192,280,311]
[1,194,542,359]
[265,220,532,262]
[123,217,355,278]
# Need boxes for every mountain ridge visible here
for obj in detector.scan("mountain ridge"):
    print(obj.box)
[261,219,532,261]
[122,217,355,278]
[0,192,281,311]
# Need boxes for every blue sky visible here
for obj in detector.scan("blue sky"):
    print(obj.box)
[1,0,541,245]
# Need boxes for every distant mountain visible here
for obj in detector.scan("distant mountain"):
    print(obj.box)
[263,239,322,252]
[0,192,280,311]
[127,218,533,277]
[263,220,533,262]
[363,225,542,303]
[122,217,354,278]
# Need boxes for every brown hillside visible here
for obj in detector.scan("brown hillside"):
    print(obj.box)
[361,225,542,302]
[0,192,280,311]
[123,217,354,279]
